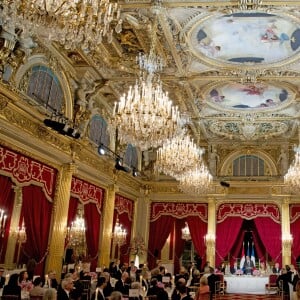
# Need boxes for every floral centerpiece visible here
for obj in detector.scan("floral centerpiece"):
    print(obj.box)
[253,269,260,276]
[130,236,146,256]
[236,269,243,275]
[20,280,33,291]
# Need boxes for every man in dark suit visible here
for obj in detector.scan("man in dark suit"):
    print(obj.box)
[57,277,74,300]
[243,256,254,275]
[91,276,106,300]
[230,262,240,274]
[272,262,281,274]
[114,271,130,295]
[0,268,5,288]
[207,267,220,300]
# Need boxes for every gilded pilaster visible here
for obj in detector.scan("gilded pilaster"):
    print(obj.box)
[98,184,118,268]
[131,186,151,264]
[46,163,76,280]
[281,199,292,266]
[206,198,216,267]
[4,186,22,268]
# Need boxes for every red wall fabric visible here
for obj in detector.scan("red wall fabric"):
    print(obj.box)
[290,204,300,265]
[21,185,52,275]
[0,175,15,263]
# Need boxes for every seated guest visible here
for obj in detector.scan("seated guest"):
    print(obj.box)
[259,261,267,275]
[243,256,254,275]
[91,276,106,300]
[43,288,57,300]
[48,270,58,289]
[207,267,220,300]
[110,291,123,300]
[102,271,114,298]
[70,270,83,300]
[178,284,192,300]
[190,269,201,286]
[195,276,210,300]
[295,280,300,300]
[230,262,240,275]
[114,271,130,295]
[276,267,290,298]
[171,277,188,300]
[290,264,299,292]
[57,277,74,300]
[130,281,143,300]
[0,267,5,288]
[147,278,168,300]
[30,277,45,297]
[2,273,21,299]
[272,262,281,274]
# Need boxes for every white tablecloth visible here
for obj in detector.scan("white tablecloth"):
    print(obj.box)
[224,275,269,294]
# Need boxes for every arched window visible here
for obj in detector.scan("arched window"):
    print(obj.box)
[233,155,264,176]
[123,144,138,169]
[27,65,64,113]
[89,115,110,147]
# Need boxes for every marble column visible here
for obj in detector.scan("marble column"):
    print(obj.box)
[281,199,292,266]
[4,185,22,268]
[46,163,76,281]
[98,184,118,269]
[206,198,216,267]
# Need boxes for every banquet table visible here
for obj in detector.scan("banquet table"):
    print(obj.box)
[224,275,269,294]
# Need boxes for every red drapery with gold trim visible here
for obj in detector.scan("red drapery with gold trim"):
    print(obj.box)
[148,203,208,270]
[289,204,300,265]
[187,216,207,268]
[113,194,134,264]
[84,203,101,270]
[216,217,243,266]
[254,217,281,263]
[21,185,52,275]
[70,177,104,270]
[0,175,15,263]
[216,203,281,266]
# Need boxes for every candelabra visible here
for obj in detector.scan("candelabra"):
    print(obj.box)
[112,218,127,246]
[66,211,86,257]
[282,233,293,255]
[11,220,27,266]
[0,0,122,51]
[181,222,191,241]
[0,209,7,238]
[204,233,216,256]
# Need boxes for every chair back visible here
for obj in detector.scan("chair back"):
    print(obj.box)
[269,274,278,285]
[1,296,19,300]
[80,280,91,300]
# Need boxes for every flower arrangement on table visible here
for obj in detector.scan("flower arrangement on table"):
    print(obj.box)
[252,269,260,276]
[236,269,243,275]
[20,280,33,291]
[130,236,146,256]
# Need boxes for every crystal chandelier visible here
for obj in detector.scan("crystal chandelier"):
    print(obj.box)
[178,163,213,195]
[112,72,182,151]
[0,0,122,51]
[66,210,86,255]
[284,145,300,190]
[0,209,7,238]
[181,222,191,241]
[111,9,182,151]
[112,217,127,246]
[155,134,201,178]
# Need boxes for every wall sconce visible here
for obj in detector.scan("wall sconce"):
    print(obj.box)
[181,222,191,241]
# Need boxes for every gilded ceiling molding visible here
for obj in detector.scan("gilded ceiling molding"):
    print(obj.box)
[220,148,278,176]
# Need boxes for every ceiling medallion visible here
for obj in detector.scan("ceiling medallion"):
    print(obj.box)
[188,10,300,68]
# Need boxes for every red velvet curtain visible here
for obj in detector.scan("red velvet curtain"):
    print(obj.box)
[84,203,101,271]
[67,197,79,227]
[21,185,52,275]
[118,212,132,264]
[216,217,243,266]
[291,219,300,265]
[174,219,186,274]
[148,216,174,269]
[254,217,281,264]
[251,226,267,262]
[0,175,15,263]
[228,230,245,264]
[187,216,207,267]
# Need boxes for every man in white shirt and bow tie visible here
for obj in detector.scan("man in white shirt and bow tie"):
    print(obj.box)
[243,256,254,275]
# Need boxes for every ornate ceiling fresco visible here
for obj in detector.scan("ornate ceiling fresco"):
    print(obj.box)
[66,0,300,147]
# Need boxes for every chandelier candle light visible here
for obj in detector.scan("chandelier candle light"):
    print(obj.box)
[181,222,191,241]
[113,218,127,246]
[0,0,122,51]
[0,209,7,238]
